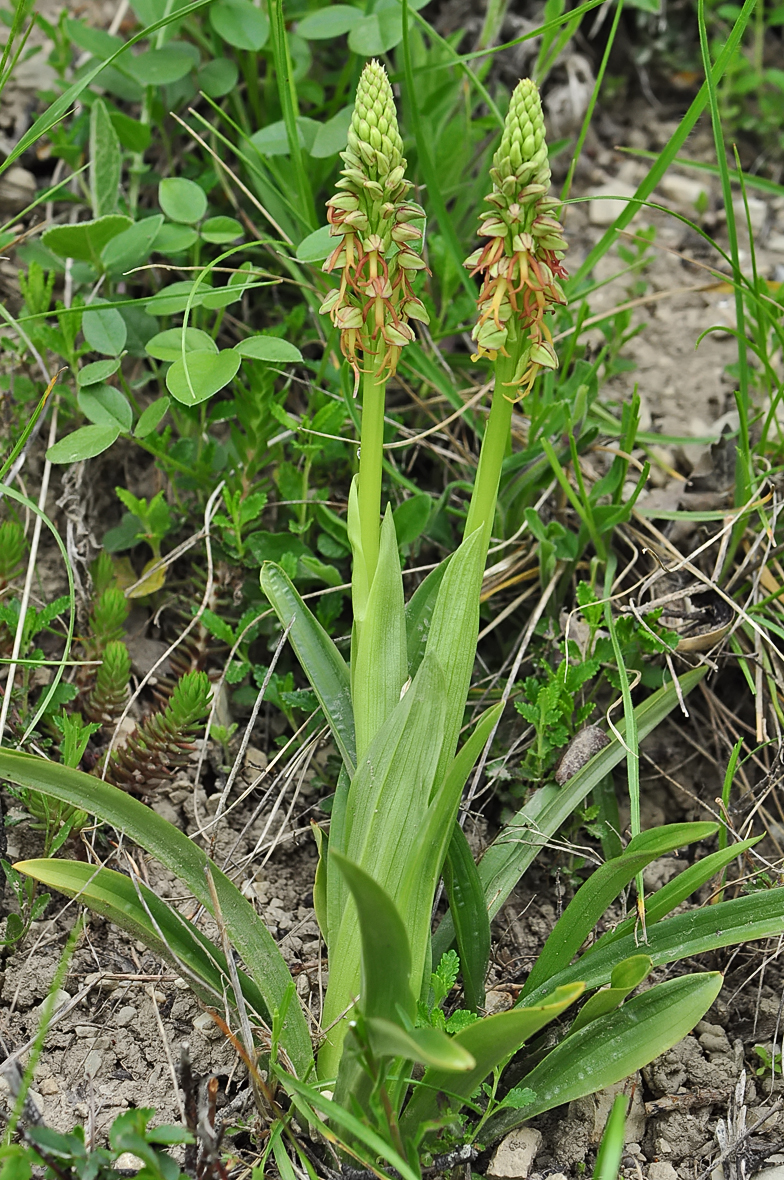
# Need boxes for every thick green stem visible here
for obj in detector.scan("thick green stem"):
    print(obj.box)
[464,333,520,560]
[358,347,386,584]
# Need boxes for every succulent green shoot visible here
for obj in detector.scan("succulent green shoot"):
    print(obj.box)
[466,78,568,400]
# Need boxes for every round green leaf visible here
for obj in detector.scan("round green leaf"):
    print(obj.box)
[197,56,238,97]
[135,397,170,439]
[235,336,303,364]
[47,424,120,464]
[200,216,243,244]
[82,300,127,356]
[77,359,120,387]
[125,43,200,85]
[209,0,270,50]
[310,106,352,158]
[77,384,133,431]
[153,223,200,255]
[145,327,218,362]
[166,349,241,405]
[42,215,132,265]
[158,178,208,225]
[393,493,433,547]
[144,281,212,317]
[297,5,363,38]
[295,224,334,263]
[348,10,402,55]
[101,214,164,274]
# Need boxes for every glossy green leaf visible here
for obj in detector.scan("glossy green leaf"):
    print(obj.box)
[297,5,363,38]
[279,1073,420,1180]
[521,822,717,999]
[15,859,269,1020]
[0,750,312,1075]
[78,384,133,431]
[43,215,132,265]
[401,983,585,1132]
[568,955,652,1035]
[260,562,356,773]
[165,349,240,405]
[101,215,164,274]
[134,398,169,439]
[235,336,303,364]
[145,327,217,362]
[46,424,119,464]
[89,99,121,218]
[201,216,243,244]
[321,655,446,1079]
[424,528,483,787]
[158,177,207,225]
[77,359,120,387]
[583,837,761,959]
[522,885,784,1008]
[404,555,448,677]
[487,973,722,1136]
[125,43,200,85]
[433,668,708,962]
[210,0,269,49]
[594,1094,628,1180]
[332,853,414,1023]
[365,1017,475,1071]
[443,822,490,1012]
[83,299,127,356]
[352,507,407,760]
[295,224,333,263]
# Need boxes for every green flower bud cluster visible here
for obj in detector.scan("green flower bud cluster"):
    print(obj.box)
[320,60,428,388]
[465,79,568,397]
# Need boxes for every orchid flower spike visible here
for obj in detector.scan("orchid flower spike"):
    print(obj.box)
[466,78,568,398]
[320,60,429,392]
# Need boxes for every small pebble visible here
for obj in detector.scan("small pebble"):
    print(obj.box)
[115,1005,136,1028]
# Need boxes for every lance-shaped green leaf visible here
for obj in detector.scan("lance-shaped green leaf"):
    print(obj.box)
[331,852,415,1024]
[425,528,484,789]
[320,656,446,1078]
[568,954,651,1035]
[484,973,723,1138]
[260,562,356,774]
[443,822,490,1013]
[351,506,407,761]
[404,555,449,677]
[520,886,784,1009]
[15,859,268,1019]
[594,1094,628,1180]
[0,750,311,1077]
[521,822,716,999]
[365,1017,475,1071]
[278,1071,420,1180]
[400,983,584,1133]
[581,836,761,960]
[432,667,707,961]
[390,701,504,1036]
